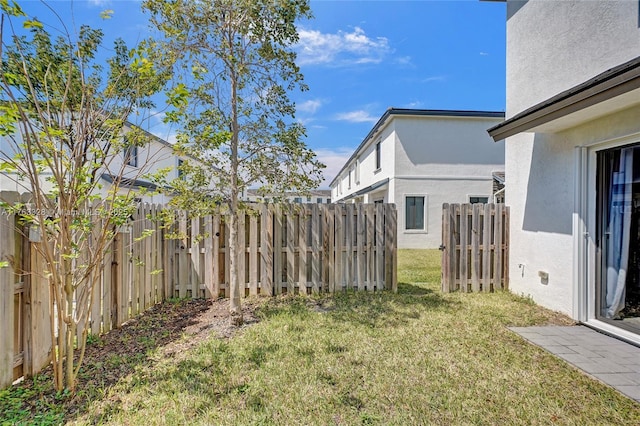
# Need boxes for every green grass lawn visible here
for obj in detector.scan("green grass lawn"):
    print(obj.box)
[3,249,640,425]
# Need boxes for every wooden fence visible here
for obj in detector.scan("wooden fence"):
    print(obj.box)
[0,200,397,388]
[441,203,509,293]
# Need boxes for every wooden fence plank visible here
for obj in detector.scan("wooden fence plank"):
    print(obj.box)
[471,204,481,292]
[249,212,259,296]
[0,213,15,387]
[375,203,384,291]
[385,204,397,292]
[311,204,321,294]
[482,204,492,292]
[334,204,344,291]
[285,206,295,294]
[261,205,273,296]
[191,215,202,299]
[356,204,366,291]
[459,203,469,293]
[365,204,374,290]
[177,210,188,299]
[273,205,283,295]
[494,203,503,291]
[345,204,354,290]
[298,205,308,294]
[441,204,450,292]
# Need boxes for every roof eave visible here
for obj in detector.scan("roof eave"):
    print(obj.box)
[488,56,640,141]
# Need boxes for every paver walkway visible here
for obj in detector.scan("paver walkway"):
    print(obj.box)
[509,325,640,402]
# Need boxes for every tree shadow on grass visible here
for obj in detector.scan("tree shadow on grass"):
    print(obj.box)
[257,282,459,331]
[397,281,434,295]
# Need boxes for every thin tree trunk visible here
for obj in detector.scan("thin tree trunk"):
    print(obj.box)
[228,31,243,326]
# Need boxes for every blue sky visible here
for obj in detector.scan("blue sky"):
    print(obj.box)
[8,0,506,188]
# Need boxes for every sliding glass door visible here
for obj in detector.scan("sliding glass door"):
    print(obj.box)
[596,144,640,333]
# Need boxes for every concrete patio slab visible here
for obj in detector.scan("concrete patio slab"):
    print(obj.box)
[509,325,640,403]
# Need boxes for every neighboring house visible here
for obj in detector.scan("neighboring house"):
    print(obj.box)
[97,124,184,205]
[0,122,183,204]
[244,189,331,204]
[330,108,505,249]
[487,1,640,343]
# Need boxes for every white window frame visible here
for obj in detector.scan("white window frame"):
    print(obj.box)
[404,194,428,233]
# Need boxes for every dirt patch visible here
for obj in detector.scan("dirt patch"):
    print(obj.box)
[10,297,264,423]
[160,297,263,359]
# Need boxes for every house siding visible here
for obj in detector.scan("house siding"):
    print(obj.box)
[503,0,640,317]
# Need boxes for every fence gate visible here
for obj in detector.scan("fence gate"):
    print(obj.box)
[441,203,509,293]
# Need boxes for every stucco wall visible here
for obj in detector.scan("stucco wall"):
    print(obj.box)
[393,115,504,177]
[394,177,493,249]
[504,0,640,317]
[506,0,640,116]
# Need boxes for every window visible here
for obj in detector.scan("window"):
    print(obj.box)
[375,141,381,170]
[326,198,331,203]
[178,159,185,179]
[124,145,138,167]
[374,199,384,204]
[355,158,360,184]
[307,196,311,202]
[405,196,425,230]
[348,169,352,189]
[294,197,302,203]
[317,198,323,203]
[469,196,489,204]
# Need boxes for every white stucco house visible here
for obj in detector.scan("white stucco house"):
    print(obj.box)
[487,0,640,343]
[330,108,505,249]
[0,122,183,204]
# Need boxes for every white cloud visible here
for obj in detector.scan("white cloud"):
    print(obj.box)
[335,110,378,124]
[480,52,489,56]
[314,147,354,188]
[297,99,323,114]
[404,100,424,109]
[296,26,392,66]
[422,75,447,83]
[88,0,111,7]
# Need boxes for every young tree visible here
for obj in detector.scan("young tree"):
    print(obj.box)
[0,1,166,391]
[143,0,324,325]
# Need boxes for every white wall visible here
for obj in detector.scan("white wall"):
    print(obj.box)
[331,112,504,248]
[504,0,640,317]
[506,0,640,116]
[394,177,493,248]
[331,120,395,201]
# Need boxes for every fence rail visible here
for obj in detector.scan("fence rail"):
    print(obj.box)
[441,203,509,293]
[0,196,397,388]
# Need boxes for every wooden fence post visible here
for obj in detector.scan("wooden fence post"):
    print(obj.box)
[0,212,15,387]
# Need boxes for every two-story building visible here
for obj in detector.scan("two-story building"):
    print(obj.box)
[1,122,184,204]
[331,108,505,248]
[487,0,640,342]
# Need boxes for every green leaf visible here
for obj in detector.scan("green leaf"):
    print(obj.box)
[100,9,114,19]
[0,0,25,17]
[23,19,43,29]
